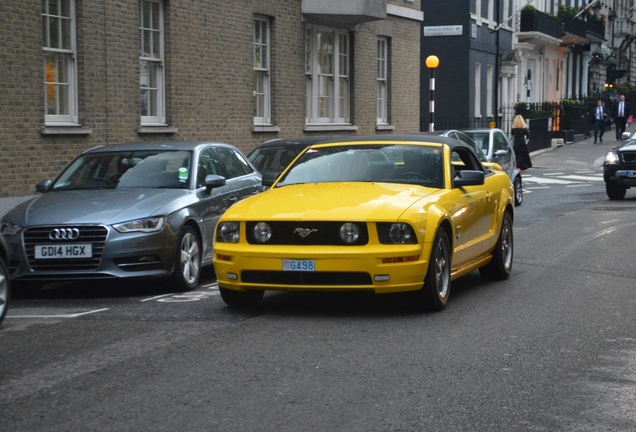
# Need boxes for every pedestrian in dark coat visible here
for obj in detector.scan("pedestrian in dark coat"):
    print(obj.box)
[612,94,631,140]
[511,114,532,170]
[591,99,608,144]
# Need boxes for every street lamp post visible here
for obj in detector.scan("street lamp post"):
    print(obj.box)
[426,55,440,132]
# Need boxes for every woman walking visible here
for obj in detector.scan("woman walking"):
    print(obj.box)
[511,114,532,170]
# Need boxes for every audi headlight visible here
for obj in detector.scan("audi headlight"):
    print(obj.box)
[217,222,240,243]
[113,217,165,233]
[604,151,619,164]
[0,221,23,236]
[252,222,272,243]
[340,222,360,244]
[377,222,417,244]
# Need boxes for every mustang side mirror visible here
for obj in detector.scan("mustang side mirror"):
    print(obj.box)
[262,171,281,188]
[453,170,485,188]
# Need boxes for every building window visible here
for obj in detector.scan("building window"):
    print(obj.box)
[139,0,165,125]
[254,16,271,125]
[305,25,350,125]
[486,64,493,117]
[42,0,78,125]
[474,63,481,117]
[377,37,389,125]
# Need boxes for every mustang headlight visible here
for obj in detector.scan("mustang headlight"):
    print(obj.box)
[604,151,619,164]
[253,222,272,243]
[377,222,417,244]
[340,222,360,244]
[217,222,240,243]
[0,221,23,236]
[113,217,165,233]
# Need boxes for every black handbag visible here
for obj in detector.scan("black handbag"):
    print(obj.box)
[604,118,613,127]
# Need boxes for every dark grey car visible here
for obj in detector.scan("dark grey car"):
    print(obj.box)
[0,141,261,291]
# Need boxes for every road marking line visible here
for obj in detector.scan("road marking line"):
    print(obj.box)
[7,308,110,319]
[141,294,172,302]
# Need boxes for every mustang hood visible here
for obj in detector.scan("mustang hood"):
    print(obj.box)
[224,183,439,221]
[4,189,191,226]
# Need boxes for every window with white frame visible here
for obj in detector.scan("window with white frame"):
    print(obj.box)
[254,16,271,125]
[474,63,482,117]
[42,0,78,125]
[305,25,350,125]
[139,0,165,125]
[486,64,493,117]
[377,37,388,125]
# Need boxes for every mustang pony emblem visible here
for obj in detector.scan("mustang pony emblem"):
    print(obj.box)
[294,228,318,238]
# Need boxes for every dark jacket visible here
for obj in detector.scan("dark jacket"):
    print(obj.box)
[612,100,631,119]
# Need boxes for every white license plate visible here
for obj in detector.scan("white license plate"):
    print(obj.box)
[282,259,315,271]
[35,244,93,259]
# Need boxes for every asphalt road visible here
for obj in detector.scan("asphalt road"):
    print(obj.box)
[2,135,636,431]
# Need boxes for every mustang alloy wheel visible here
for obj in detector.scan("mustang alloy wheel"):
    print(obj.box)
[416,229,451,312]
[479,211,513,280]
[172,226,201,291]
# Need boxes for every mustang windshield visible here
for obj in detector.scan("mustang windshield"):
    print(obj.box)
[276,144,443,188]
[52,150,192,190]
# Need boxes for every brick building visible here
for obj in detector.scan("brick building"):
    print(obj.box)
[0,0,423,211]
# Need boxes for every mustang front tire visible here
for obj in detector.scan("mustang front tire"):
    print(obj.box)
[415,229,451,312]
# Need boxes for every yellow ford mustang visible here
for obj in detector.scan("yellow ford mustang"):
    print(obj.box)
[213,135,514,311]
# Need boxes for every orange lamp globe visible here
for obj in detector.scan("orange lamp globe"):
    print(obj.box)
[425,55,440,69]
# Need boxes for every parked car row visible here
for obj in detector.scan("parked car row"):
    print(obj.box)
[1,129,518,319]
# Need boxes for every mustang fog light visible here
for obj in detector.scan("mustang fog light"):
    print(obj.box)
[340,222,360,244]
[216,254,232,262]
[374,274,390,282]
[227,273,238,280]
[253,222,272,243]
[217,222,240,243]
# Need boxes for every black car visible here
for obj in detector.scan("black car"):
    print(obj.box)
[603,139,636,200]
[0,234,10,327]
[248,137,340,179]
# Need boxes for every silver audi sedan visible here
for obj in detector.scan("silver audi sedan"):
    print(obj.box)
[0,141,261,291]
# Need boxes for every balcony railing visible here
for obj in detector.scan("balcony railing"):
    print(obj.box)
[585,16,605,41]
[520,9,562,40]
[562,15,587,40]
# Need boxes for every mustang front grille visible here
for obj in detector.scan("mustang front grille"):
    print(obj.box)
[23,225,108,271]
[246,221,369,245]
[241,270,372,285]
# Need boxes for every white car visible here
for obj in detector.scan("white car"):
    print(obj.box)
[462,128,523,206]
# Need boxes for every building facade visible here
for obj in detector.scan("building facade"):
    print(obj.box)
[420,0,636,134]
[1,0,423,208]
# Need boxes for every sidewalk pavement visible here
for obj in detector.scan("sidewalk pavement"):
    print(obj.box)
[529,125,633,170]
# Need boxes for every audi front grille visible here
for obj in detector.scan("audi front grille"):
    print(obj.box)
[23,225,108,271]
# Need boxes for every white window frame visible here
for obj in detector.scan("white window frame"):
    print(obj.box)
[42,0,78,126]
[139,0,165,126]
[253,16,271,125]
[377,37,388,125]
[474,63,482,118]
[486,64,494,117]
[305,25,350,125]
